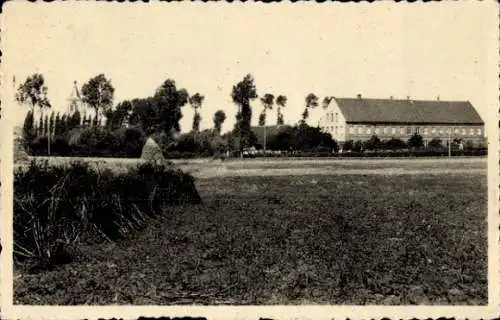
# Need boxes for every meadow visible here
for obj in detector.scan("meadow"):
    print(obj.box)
[13,158,487,305]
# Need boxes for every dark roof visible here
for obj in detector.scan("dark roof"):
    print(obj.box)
[252,125,292,146]
[335,98,483,125]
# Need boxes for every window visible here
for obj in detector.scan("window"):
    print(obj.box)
[462,128,467,135]
[446,128,452,135]
[383,127,388,134]
[400,127,405,134]
[454,128,460,135]
[407,127,412,135]
[350,126,355,134]
[469,128,474,135]
[415,127,420,134]
[391,127,396,134]
[423,128,429,135]
[476,128,482,135]
[431,128,437,134]
[439,129,445,135]
[374,128,379,134]
[366,128,372,134]
[335,113,338,123]
[358,127,363,134]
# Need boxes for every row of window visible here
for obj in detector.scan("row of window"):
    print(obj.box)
[322,126,344,134]
[326,112,339,123]
[348,126,482,136]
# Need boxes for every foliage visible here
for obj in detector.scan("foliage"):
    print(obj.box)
[189,93,205,133]
[266,124,338,153]
[14,160,201,270]
[15,74,51,111]
[353,140,363,152]
[276,95,287,125]
[81,74,115,122]
[301,93,318,124]
[231,74,258,152]
[342,140,354,152]
[408,133,424,149]
[213,110,227,135]
[322,96,333,109]
[428,138,444,149]
[259,93,274,127]
[383,138,407,151]
[105,100,133,130]
[363,135,382,151]
[22,111,36,150]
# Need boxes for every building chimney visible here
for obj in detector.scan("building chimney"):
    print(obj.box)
[390,96,393,100]
[357,94,362,99]
[437,95,440,101]
[407,96,410,101]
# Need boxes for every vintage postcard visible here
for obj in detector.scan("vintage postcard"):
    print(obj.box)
[1,1,499,319]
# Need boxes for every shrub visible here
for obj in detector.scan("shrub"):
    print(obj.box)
[14,160,201,270]
[383,138,407,151]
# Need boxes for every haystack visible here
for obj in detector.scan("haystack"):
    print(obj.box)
[141,136,165,163]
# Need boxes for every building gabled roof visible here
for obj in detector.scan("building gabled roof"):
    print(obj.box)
[334,97,484,125]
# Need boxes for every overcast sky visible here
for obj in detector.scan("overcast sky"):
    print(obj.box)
[3,2,498,135]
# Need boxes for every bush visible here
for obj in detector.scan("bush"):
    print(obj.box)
[14,160,201,270]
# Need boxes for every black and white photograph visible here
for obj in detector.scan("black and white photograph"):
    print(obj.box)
[1,1,499,318]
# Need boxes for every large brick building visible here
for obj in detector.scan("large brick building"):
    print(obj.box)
[318,95,485,147]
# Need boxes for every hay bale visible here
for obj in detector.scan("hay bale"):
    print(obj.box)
[141,136,165,162]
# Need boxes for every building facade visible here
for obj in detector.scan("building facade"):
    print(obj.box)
[318,95,485,147]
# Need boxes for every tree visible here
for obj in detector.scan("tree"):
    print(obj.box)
[68,110,81,129]
[213,110,227,135]
[43,114,49,137]
[322,96,333,109]
[105,100,132,130]
[81,74,115,124]
[189,93,204,133]
[276,95,287,125]
[353,140,363,152]
[301,93,318,125]
[92,113,99,127]
[15,74,51,113]
[259,93,274,151]
[22,110,35,150]
[49,111,55,137]
[16,74,52,153]
[383,138,407,151]
[54,113,63,136]
[38,113,44,136]
[363,135,381,151]
[153,79,189,134]
[342,140,354,152]
[428,138,444,149]
[231,74,258,154]
[408,133,424,149]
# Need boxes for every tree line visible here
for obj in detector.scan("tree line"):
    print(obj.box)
[17,73,341,157]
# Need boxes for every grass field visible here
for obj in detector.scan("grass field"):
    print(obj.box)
[14,158,487,305]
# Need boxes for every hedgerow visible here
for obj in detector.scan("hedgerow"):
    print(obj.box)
[14,160,201,270]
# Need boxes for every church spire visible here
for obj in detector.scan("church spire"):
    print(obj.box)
[68,81,82,114]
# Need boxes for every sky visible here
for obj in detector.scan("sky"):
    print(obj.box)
[2,2,498,136]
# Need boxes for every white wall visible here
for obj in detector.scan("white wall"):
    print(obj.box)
[318,99,347,141]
